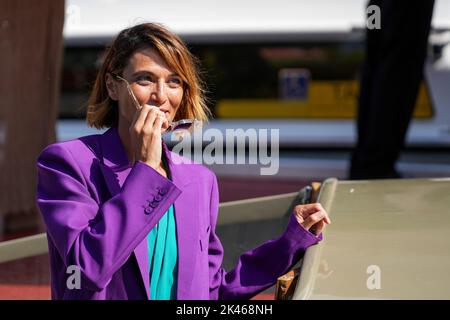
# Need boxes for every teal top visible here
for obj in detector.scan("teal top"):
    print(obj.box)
[147,204,178,300]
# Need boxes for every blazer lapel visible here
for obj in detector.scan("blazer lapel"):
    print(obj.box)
[99,127,150,300]
[164,143,199,300]
[98,128,199,300]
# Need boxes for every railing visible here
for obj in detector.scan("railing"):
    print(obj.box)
[291,178,337,300]
[0,233,48,264]
[0,184,320,264]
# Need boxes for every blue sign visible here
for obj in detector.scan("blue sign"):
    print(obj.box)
[279,69,310,100]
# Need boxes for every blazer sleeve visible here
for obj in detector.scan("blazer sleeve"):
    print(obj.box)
[207,174,322,300]
[36,143,181,291]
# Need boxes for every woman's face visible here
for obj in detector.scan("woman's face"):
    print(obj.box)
[106,47,184,133]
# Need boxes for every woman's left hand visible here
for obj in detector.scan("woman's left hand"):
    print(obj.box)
[292,203,331,236]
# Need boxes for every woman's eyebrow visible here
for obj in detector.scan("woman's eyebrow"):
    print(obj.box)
[131,70,180,77]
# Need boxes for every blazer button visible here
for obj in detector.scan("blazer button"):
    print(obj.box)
[154,194,162,202]
[158,187,168,196]
[149,201,159,208]
[144,207,153,215]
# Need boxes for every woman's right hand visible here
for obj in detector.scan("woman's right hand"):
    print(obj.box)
[129,104,169,170]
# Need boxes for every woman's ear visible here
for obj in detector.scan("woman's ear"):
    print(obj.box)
[105,73,118,101]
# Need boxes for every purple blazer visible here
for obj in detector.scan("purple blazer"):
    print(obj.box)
[36,127,322,300]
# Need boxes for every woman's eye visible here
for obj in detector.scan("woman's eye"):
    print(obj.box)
[168,78,182,87]
[135,76,153,85]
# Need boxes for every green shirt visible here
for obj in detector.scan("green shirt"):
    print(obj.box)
[147,204,178,300]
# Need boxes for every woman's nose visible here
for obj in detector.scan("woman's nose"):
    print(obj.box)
[149,81,167,105]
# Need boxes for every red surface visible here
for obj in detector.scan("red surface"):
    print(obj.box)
[251,293,275,300]
[0,285,273,300]
[0,229,40,242]
[0,176,307,300]
[0,284,50,300]
[217,176,309,202]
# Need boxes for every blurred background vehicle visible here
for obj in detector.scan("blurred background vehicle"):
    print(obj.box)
[59,0,450,182]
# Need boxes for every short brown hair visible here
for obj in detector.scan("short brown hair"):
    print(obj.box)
[86,23,210,129]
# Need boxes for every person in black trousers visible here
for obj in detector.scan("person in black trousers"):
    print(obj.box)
[350,0,435,179]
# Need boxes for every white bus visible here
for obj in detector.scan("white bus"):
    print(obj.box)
[59,0,450,148]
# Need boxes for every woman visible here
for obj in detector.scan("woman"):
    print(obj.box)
[36,23,330,300]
